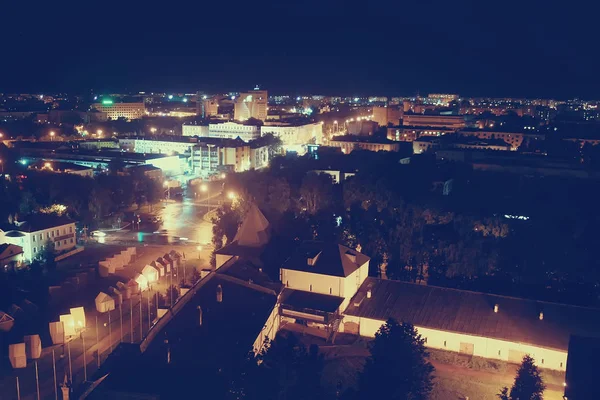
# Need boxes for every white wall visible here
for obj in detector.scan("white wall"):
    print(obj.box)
[4,222,76,262]
[253,304,280,354]
[342,262,369,309]
[281,268,344,297]
[341,315,568,371]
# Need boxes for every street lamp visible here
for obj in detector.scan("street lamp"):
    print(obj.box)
[227,191,236,200]
[97,129,103,137]
[200,184,208,211]
[197,245,203,260]
[50,131,55,141]
[220,173,226,180]
[0,159,3,174]
[150,127,157,134]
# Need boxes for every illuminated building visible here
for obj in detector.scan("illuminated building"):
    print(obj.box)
[234,89,268,121]
[29,160,94,177]
[403,113,465,129]
[372,105,402,126]
[261,122,323,151]
[0,215,76,262]
[189,137,270,177]
[328,135,400,153]
[199,98,219,117]
[207,121,260,142]
[119,136,197,155]
[458,128,545,150]
[92,100,146,120]
[182,124,209,137]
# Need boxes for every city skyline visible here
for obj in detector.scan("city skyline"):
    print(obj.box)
[2,1,598,99]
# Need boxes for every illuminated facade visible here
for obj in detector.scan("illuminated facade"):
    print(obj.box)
[403,113,465,129]
[92,102,146,120]
[190,138,269,177]
[234,90,268,121]
[372,106,402,126]
[261,122,323,149]
[0,216,76,262]
[207,122,260,142]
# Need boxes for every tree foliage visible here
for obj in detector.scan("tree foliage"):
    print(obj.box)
[498,355,545,400]
[356,319,434,400]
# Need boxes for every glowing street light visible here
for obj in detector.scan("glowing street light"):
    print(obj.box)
[0,132,4,138]
[220,173,226,180]
[50,131,55,141]
[227,191,237,200]
[150,127,157,134]
[200,183,209,211]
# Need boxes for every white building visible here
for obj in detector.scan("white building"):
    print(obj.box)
[182,124,209,137]
[207,122,260,142]
[92,102,146,120]
[189,138,270,177]
[234,90,268,121]
[0,215,77,262]
[280,241,370,313]
[261,122,323,152]
[119,137,196,155]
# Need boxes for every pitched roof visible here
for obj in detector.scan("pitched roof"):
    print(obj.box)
[232,204,270,247]
[282,241,370,277]
[345,278,600,351]
[0,214,74,233]
[0,244,23,260]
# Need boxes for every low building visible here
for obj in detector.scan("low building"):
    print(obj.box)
[29,160,94,177]
[91,101,146,120]
[0,215,77,262]
[328,135,400,154]
[126,164,163,181]
[79,139,120,150]
[0,243,24,271]
[342,278,600,371]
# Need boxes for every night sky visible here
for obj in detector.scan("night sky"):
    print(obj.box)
[2,0,598,98]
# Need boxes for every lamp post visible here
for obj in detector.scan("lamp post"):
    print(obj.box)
[0,159,3,174]
[50,131,55,141]
[201,183,208,212]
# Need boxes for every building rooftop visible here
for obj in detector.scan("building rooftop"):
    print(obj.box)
[282,241,369,278]
[30,160,93,171]
[346,278,600,352]
[0,214,74,233]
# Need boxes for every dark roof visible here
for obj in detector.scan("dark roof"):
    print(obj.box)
[0,215,74,233]
[215,240,266,258]
[565,336,600,399]
[282,241,369,278]
[126,164,161,172]
[281,288,344,313]
[345,278,600,351]
[219,258,282,293]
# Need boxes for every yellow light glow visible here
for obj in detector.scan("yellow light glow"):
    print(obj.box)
[200,184,208,192]
[227,191,236,200]
[59,314,76,337]
[50,131,55,136]
[220,173,226,179]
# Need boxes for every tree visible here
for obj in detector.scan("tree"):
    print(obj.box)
[36,240,57,272]
[300,172,334,215]
[165,284,179,306]
[498,355,545,400]
[356,319,434,400]
[233,332,325,400]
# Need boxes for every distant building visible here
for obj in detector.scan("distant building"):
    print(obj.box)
[79,139,120,150]
[234,89,268,121]
[261,122,323,151]
[92,101,145,120]
[189,137,270,177]
[119,136,197,155]
[182,124,209,137]
[49,109,108,123]
[458,128,545,150]
[198,98,219,117]
[207,121,260,142]
[126,164,163,181]
[0,215,77,262]
[29,160,94,177]
[403,113,465,129]
[328,135,400,153]
[387,125,455,142]
[372,106,402,127]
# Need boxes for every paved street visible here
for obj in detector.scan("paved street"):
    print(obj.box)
[0,193,218,399]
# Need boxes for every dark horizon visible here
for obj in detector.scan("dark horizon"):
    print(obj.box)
[3,1,599,100]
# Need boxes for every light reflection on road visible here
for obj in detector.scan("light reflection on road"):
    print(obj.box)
[158,199,213,244]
